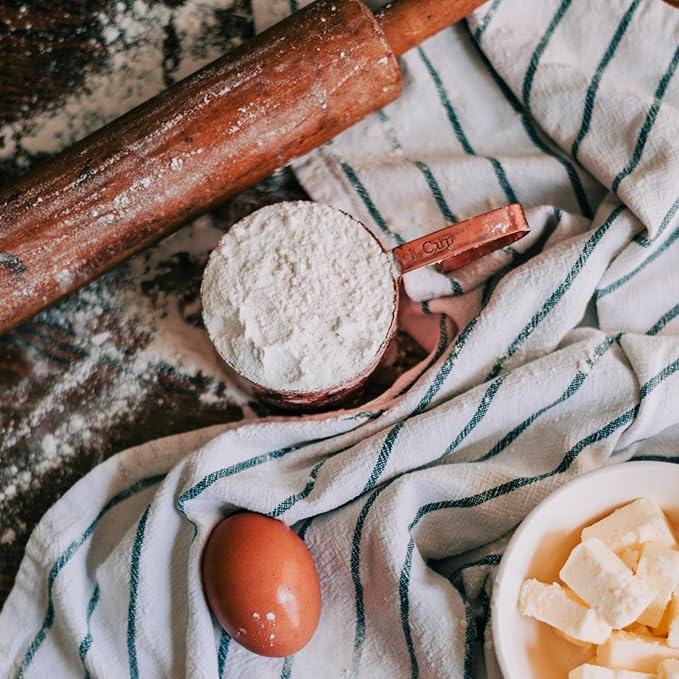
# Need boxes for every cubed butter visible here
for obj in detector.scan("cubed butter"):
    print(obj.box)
[652,607,670,637]
[568,663,654,678]
[518,579,611,644]
[667,592,679,648]
[597,630,679,672]
[582,498,677,552]
[658,658,679,679]
[554,628,599,648]
[560,539,655,628]
[622,548,641,572]
[635,542,679,627]
[625,623,652,636]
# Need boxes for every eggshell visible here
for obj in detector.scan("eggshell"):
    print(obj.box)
[201,512,321,657]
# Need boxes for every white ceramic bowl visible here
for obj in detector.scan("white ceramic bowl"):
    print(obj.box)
[492,461,679,679]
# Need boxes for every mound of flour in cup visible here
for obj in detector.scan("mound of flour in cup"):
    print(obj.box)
[201,202,397,393]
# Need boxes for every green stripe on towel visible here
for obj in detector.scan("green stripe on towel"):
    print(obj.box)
[15,475,164,679]
[522,0,573,113]
[486,203,625,380]
[647,303,679,336]
[217,629,231,678]
[336,159,405,245]
[596,205,679,299]
[127,505,151,679]
[479,335,619,462]
[474,0,503,42]
[417,46,518,205]
[350,485,389,676]
[635,196,679,247]
[571,0,642,161]
[78,583,101,679]
[373,110,463,295]
[612,45,679,194]
[466,25,593,218]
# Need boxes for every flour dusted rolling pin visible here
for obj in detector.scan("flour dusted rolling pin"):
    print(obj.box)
[0,0,485,335]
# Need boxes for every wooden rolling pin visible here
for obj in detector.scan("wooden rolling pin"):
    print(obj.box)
[0,0,484,335]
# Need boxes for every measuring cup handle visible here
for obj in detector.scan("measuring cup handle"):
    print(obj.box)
[391,204,530,275]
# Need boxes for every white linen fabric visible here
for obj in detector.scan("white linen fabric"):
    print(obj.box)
[2,1,679,677]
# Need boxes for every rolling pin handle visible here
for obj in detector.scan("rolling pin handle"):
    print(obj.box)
[376,0,487,57]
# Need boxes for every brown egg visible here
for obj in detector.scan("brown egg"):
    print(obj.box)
[201,512,321,657]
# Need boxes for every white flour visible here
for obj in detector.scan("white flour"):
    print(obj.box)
[201,202,397,392]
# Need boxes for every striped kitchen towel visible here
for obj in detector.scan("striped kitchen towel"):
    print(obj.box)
[2,0,679,677]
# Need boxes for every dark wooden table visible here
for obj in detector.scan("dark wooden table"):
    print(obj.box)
[0,0,425,604]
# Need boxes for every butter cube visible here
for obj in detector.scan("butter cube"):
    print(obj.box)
[554,628,600,648]
[622,548,641,572]
[560,539,655,628]
[597,630,679,672]
[652,607,670,637]
[667,592,679,648]
[625,623,652,636]
[582,498,677,552]
[569,664,654,679]
[658,658,679,679]
[519,579,611,644]
[636,542,679,627]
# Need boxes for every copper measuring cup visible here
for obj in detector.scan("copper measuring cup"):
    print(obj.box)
[213,203,529,411]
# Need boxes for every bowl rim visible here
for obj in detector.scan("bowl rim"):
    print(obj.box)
[491,460,679,679]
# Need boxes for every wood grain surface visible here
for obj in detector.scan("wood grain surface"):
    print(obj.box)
[376,0,485,57]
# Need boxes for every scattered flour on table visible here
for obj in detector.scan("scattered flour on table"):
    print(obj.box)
[0,0,242,162]
[252,0,386,32]
[0,216,249,507]
[201,202,397,392]
[0,530,16,545]
[0,0,253,535]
